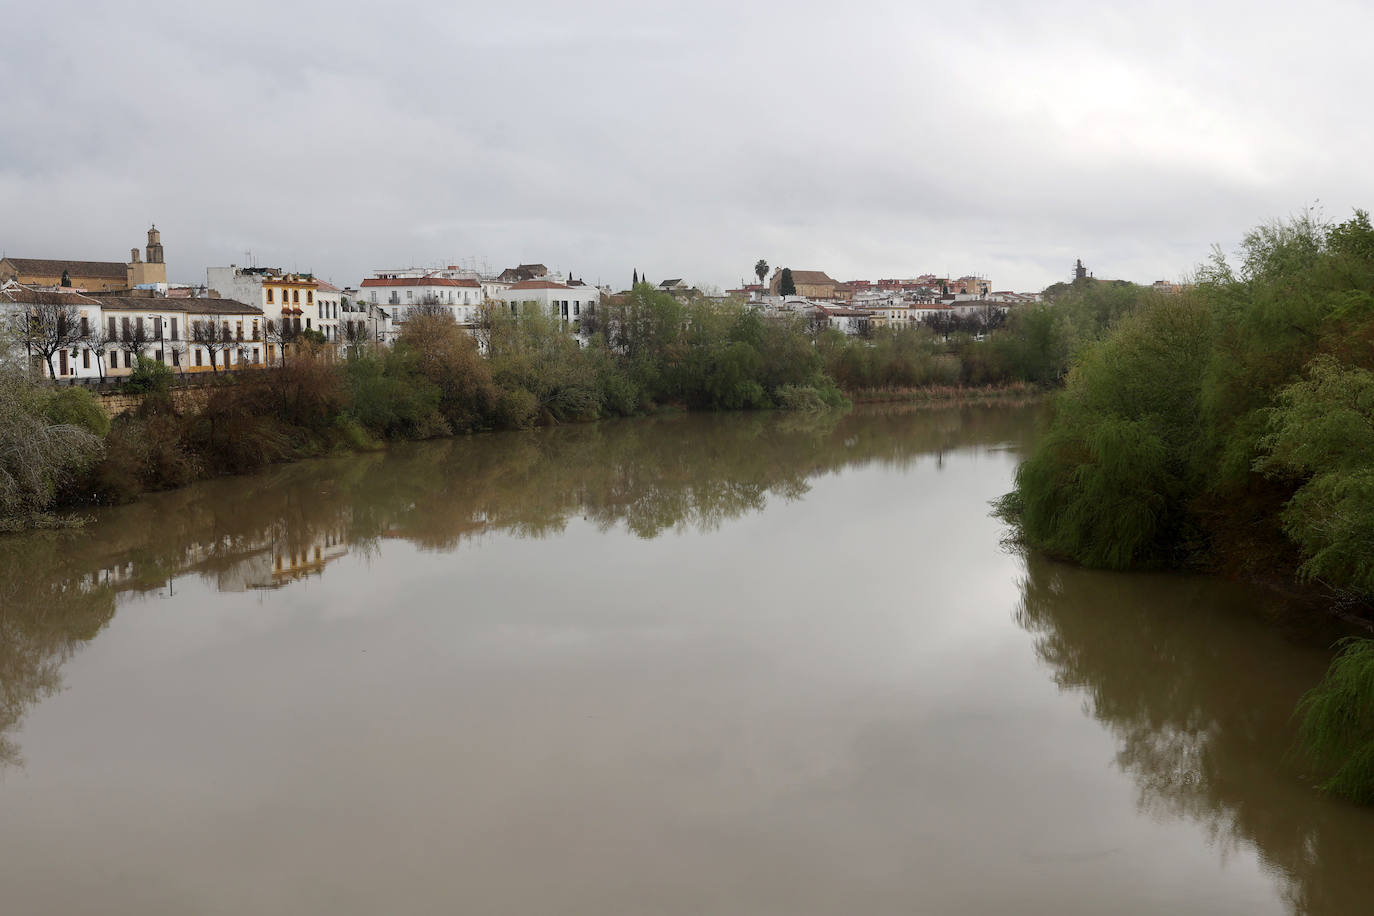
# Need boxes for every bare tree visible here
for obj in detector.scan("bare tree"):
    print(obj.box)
[84,321,110,380]
[341,318,370,358]
[264,317,301,368]
[114,314,155,372]
[10,291,88,380]
[190,318,235,373]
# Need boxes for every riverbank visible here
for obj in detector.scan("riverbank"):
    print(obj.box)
[996,210,1374,803]
[847,381,1043,406]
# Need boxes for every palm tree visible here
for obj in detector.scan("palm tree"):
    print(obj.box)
[755,260,768,288]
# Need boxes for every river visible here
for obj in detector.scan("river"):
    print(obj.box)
[1,405,1371,914]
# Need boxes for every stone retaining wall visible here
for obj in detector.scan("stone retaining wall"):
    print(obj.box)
[97,387,212,418]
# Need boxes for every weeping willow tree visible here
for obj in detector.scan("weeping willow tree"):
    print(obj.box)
[1297,639,1374,803]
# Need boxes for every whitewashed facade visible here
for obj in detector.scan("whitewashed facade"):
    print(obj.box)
[359,275,485,326]
[490,280,599,322]
[1,282,265,379]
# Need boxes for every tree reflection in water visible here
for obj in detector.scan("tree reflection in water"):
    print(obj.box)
[0,404,1038,771]
[1014,553,1374,916]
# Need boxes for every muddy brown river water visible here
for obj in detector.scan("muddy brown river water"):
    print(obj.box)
[1,405,1371,914]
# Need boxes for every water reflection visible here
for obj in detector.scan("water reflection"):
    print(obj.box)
[1015,553,1374,915]
[0,404,1036,769]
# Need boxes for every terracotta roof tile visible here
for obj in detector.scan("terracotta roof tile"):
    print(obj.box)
[1,257,127,279]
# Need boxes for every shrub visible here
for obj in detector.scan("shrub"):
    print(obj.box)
[0,369,104,519]
[1297,638,1374,804]
[123,356,174,395]
[43,387,110,437]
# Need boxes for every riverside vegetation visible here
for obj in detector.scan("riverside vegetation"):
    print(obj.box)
[996,210,1374,804]
[3,282,1096,524]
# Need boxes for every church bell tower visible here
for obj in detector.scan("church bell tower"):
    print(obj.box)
[127,224,168,287]
[146,225,164,264]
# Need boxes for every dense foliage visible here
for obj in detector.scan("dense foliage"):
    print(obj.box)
[0,366,106,527]
[1297,638,1374,804]
[996,209,1374,802]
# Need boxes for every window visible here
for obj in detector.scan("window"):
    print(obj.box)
[306,318,311,329]
[293,290,300,304]
[195,348,202,367]
[370,291,377,303]
[80,316,89,335]
[170,317,179,340]
[121,317,131,340]
[266,289,274,304]
[252,347,259,363]
[236,321,243,340]
[574,302,580,316]
[108,316,117,339]
[406,290,414,301]
[307,291,313,304]
[172,349,180,367]
[124,352,132,368]
[109,349,117,365]
[252,319,260,339]
[82,349,90,369]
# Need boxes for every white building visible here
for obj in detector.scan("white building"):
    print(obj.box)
[1,281,265,379]
[808,304,871,336]
[490,279,599,323]
[358,274,485,326]
[314,280,343,345]
[207,266,322,363]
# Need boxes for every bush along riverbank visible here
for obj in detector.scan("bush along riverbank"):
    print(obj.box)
[994,209,1374,803]
[8,283,1106,525]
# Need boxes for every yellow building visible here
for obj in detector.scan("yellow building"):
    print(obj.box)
[0,226,168,290]
[769,268,842,300]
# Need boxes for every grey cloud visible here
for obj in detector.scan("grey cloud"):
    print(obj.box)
[4,0,1373,291]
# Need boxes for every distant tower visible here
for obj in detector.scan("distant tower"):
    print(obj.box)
[128,225,168,287]
[146,225,164,264]
[1073,259,1087,281]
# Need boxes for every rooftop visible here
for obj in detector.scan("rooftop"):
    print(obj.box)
[1,257,127,280]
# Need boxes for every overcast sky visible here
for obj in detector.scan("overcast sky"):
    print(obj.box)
[3,0,1371,292]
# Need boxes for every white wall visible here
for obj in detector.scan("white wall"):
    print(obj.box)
[490,286,598,322]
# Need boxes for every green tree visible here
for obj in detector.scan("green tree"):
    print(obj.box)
[779,268,796,297]
[0,367,104,522]
[754,259,768,287]
[1297,638,1374,804]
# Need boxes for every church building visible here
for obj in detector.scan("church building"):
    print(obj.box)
[0,226,168,291]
